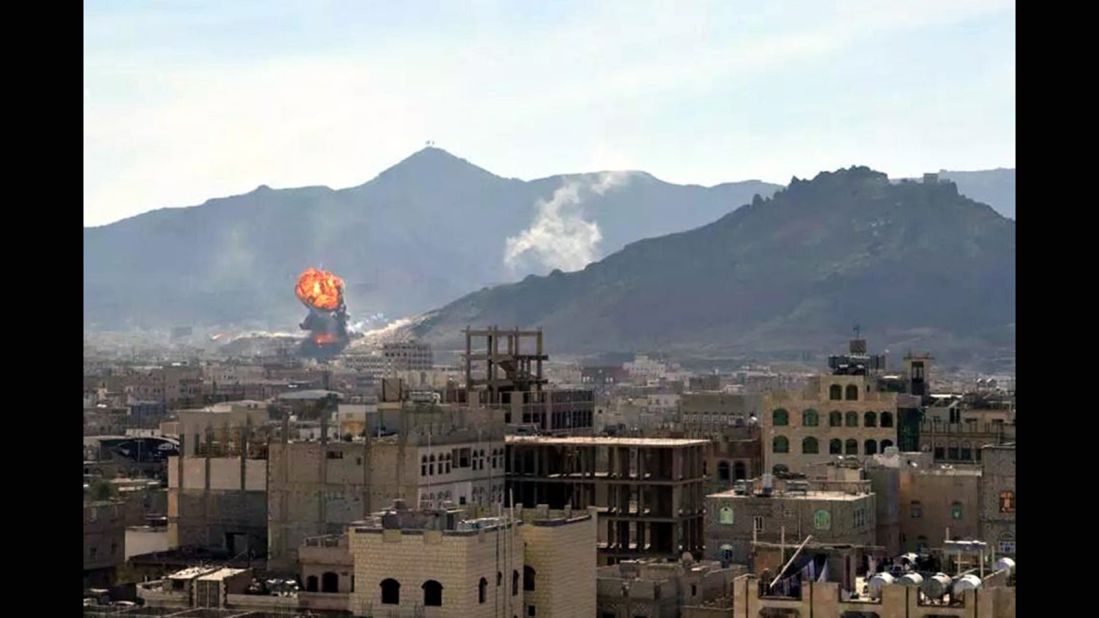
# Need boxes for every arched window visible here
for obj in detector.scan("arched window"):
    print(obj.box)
[478,578,488,604]
[960,442,972,461]
[999,491,1015,513]
[845,385,859,401]
[864,412,877,427]
[524,566,536,591]
[951,501,963,520]
[830,439,843,455]
[380,579,400,605]
[802,437,819,454]
[773,409,789,426]
[734,461,747,480]
[846,411,859,427]
[720,544,734,565]
[720,506,734,524]
[802,409,819,427]
[773,436,789,454]
[429,454,436,475]
[512,570,519,596]
[306,576,318,592]
[829,411,843,427]
[421,456,428,477]
[880,412,894,427]
[845,439,858,455]
[322,572,339,593]
[881,439,894,450]
[717,461,730,481]
[829,384,843,400]
[864,440,877,456]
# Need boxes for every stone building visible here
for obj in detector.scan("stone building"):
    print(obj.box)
[978,444,1015,557]
[517,504,598,618]
[704,475,876,568]
[597,556,743,618]
[897,463,981,554]
[920,393,1015,464]
[84,500,126,588]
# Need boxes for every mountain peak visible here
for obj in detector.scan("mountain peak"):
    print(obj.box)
[371,146,501,185]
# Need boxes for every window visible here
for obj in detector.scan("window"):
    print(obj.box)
[306,576,318,592]
[423,580,443,607]
[524,566,536,591]
[830,384,843,400]
[813,509,831,531]
[498,572,503,586]
[864,439,877,456]
[802,437,819,454]
[829,411,843,427]
[829,439,842,455]
[881,439,894,450]
[720,544,734,564]
[845,411,859,427]
[773,436,789,454]
[717,461,730,481]
[934,446,945,460]
[949,408,961,424]
[754,516,764,533]
[845,385,859,401]
[845,439,858,455]
[999,491,1015,513]
[802,409,819,427]
[720,506,734,525]
[950,502,963,520]
[999,534,1015,554]
[960,443,972,461]
[479,578,488,604]
[880,412,894,428]
[916,536,929,552]
[734,461,747,480]
[947,444,959,460]
[421,456,428,477]
[110,542,117,555]
[864,412,877,427]
[89,546,98,560]
[512,570,520,596]
[528,606,537,616]
[322,572,339,593]
[380,579,400,605]
[773,409,789,426]
[910,501,922,519]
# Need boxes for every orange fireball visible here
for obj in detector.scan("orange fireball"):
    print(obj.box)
[295,268,344,311]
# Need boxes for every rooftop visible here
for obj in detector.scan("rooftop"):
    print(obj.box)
[709,489,869,501]
[506,435,709,447]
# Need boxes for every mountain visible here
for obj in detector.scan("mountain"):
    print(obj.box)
[84,148,780,330]
[413,168,1015,369]
[939,169,1015,219]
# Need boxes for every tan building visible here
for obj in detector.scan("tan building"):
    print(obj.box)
[349,502,526,618]
[597,556,743,618]
[920,393,1015,464]
[84,500,126,588]
[979,444,1015,557]
[898,464,981,553]
[517,504,598,618]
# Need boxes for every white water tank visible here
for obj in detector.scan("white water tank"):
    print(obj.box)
[899,573,924,587]
[952,574,982,597]
[994,557,1015,574]
[921,573,952,600]
[868,573,894,599]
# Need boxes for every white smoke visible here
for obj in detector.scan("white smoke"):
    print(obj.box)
[504,171,631,273]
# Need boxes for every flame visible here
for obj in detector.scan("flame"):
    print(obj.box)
[295,268,344,311]
[313,332,338,346]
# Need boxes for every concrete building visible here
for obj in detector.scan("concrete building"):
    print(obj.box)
[978,444,1015,557]
[517,503,599,618]
[507,435,708,564]
[597,556,743,618]
[864,449,935,556]
[680,392,762,432]
[84,500,126,588]
[897,463,981,554]
[761,339,915,475]
[920,393,1015,464]
[384,340,435,372]
[704,475,876,568]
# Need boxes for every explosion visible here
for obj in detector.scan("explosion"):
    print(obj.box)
[294,267,350,358]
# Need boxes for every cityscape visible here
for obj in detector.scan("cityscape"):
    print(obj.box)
[84,2,1015,617]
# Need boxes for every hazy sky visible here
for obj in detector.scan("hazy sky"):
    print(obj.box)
[85,0,1015,227]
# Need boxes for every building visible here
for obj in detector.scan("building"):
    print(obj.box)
[348,500,525,617]
[597,556,743,618]
[84,500,126,588]
[507,435,708,564]
[897,463,981,554]
[920,393,1015,464]
[384,340,434,372]
[517,504,599,618]
[761,339,913,475]
[864,449,935,555]
[978,444,1015,557]
[704,475,876,568]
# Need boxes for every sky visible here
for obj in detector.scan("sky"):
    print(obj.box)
[84,0,1015,227]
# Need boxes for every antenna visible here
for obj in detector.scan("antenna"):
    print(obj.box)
[853,324,862,339]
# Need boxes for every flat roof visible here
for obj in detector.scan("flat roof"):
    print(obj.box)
[506,436,709,447]
[197,568,248,581]
[708,489,870,501]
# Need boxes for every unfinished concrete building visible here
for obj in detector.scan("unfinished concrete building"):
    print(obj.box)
[506,435,708,564]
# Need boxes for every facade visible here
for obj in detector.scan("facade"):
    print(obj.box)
[680,392,762,432]
[920,393,1015,464]
[978,444,1015,557]
[507,435,708,564]
[597,557,742,618]
[518,504,599,618]
[864,450,935,556]
[383,340,435,372]
[897,464,981,554]
[704,477,876,568]
[84,500,126,588]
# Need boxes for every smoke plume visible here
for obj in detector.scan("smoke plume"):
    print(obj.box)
[504,172,630,274]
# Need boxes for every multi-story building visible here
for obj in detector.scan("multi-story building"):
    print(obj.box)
[979,444,1015,557]
[507,435,708,564]
[920,393,1015,464]
[897,463,981,554]
[597,556,742,618]
[383,340,434,372]
[84,500,126,588]
[704,475,877,568]
[761,339,915,475]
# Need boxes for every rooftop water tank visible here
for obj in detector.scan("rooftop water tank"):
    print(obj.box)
[868,573,894,599]
[994,557,1015,574]
[952,574,982,597]
[899,573,924,587]
[921,573,952,600]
